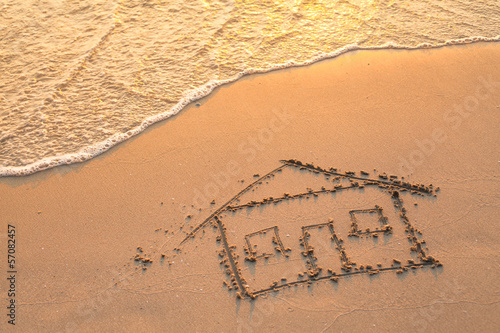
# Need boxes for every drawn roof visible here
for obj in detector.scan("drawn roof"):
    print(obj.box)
[179,159,437,247]
[173,160,442,299]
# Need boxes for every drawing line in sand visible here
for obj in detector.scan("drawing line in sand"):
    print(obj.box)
[178,159,442,299]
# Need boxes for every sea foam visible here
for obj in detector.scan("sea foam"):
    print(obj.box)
[1,0,499,176]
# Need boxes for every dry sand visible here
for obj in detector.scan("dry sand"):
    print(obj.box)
[1,42,499,332]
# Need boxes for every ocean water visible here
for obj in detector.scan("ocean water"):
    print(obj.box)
[1,0,499,176]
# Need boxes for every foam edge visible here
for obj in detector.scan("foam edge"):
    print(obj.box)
[1,36,499,177]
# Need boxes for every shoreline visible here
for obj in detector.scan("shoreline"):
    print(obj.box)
[1,42,499,332]
[2,38,499,177]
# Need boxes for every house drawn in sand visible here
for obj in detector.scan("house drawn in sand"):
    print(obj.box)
[178,159,442,299]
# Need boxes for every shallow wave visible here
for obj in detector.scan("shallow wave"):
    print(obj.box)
[2,37,499,177]
[1,0,499,177]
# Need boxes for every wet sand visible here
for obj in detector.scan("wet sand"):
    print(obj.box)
[1,42,499,332]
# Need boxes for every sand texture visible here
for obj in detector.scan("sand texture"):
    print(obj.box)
[1,42,499,332]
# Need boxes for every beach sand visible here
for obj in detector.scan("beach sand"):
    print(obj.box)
[1,42,499,332]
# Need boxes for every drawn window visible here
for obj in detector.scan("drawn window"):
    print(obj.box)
[348,205,392,237]
[244,226,289,262]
